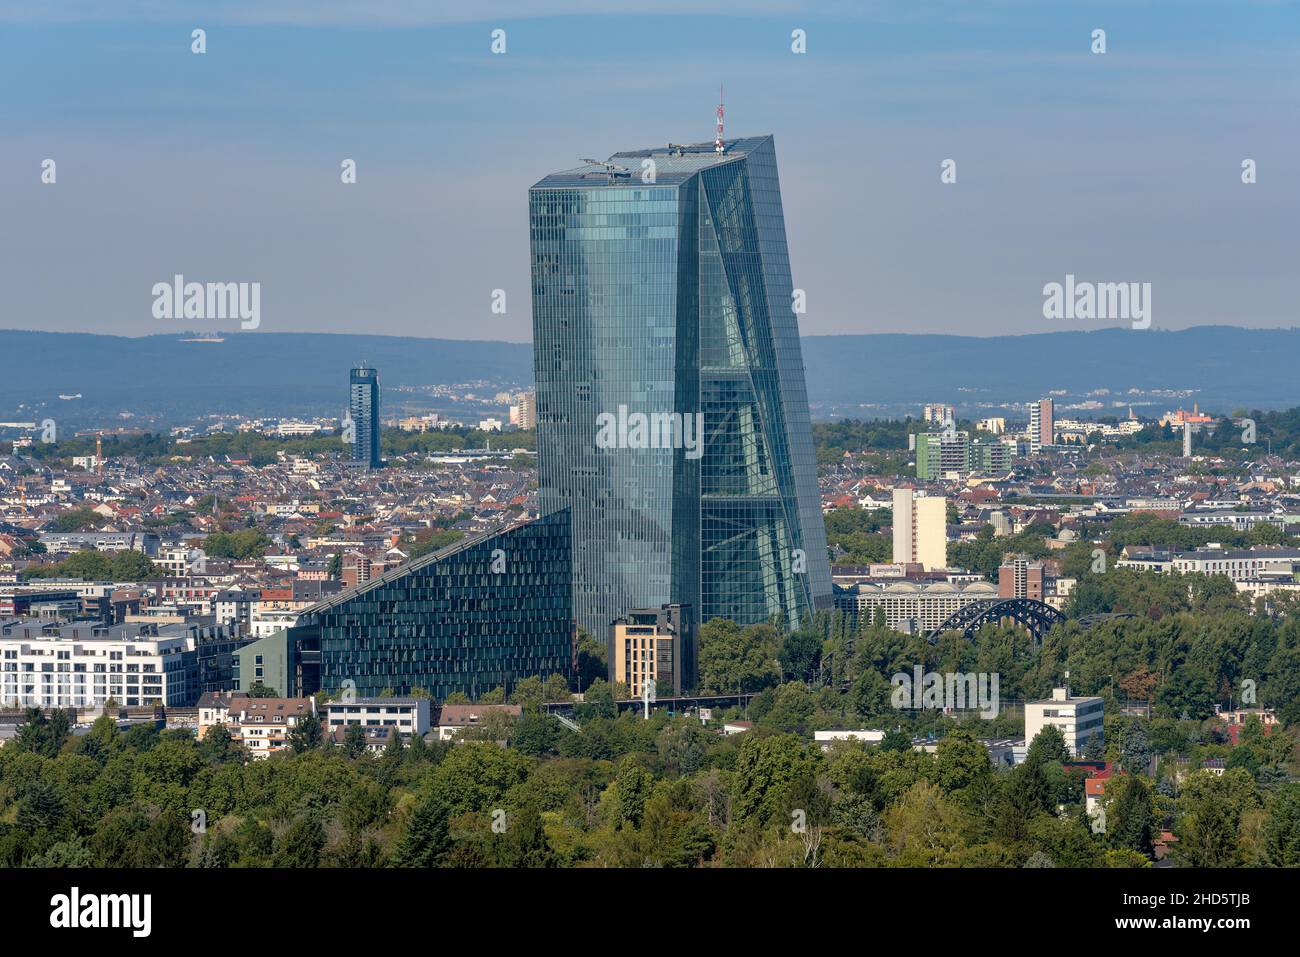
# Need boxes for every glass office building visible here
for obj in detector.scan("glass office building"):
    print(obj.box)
[529,135,831,640]
[295,510,573,699]
[349,365,382,468]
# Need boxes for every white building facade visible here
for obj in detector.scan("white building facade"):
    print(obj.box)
[0,633,190,709]
[1025,688,1105,757]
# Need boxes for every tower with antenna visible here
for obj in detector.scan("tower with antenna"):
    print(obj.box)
[714,85,725,153]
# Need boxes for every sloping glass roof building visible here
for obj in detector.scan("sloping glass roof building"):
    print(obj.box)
[529,135,832,641]
[294,510,573,700]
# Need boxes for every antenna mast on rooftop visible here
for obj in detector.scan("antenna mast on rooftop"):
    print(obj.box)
[714,85,725,153]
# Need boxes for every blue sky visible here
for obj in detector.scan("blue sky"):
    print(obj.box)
[1,0,1296,341]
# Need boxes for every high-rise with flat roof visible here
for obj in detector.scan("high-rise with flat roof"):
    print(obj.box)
[892,489,947,570]
[529,134,831,639]
[349,366,381,468]
[610,603,695,698]
[999,558,1044,600]
[1030,398,1054,453]
[915,430,970,480]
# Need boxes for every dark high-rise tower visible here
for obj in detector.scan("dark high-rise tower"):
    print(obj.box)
[529,134,831,641]
[349,366,381,468]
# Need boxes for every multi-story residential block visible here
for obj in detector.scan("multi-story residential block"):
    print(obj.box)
[0,621,190,708]
[197,692,317,759]
[1179,510,1290,532]
[892,489,947,571]
[38,531,160,555]
[1029,398,1054,452]
[211,587,255,628]
[435,703,522,741]
[970,439,1013,474]
[0,587,82,618]
[915,432,1012,479]
[1120,545,1300,582]
[341,552,372,588]
[155,545,206,577]
[514,392,536,429]
[0,619,250,709]
[923,404,955,427]
[1172,547,1300,581]
[323,696,431,737]
[1025,687,1104,757]
[249,607,300,639]
[999,558,1045,601]
[915,431,969,480]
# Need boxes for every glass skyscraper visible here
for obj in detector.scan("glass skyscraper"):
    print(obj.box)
[349,365,382,468]
[529,134,831,640]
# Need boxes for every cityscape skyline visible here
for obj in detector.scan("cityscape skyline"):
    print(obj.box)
[0,0,1297,904]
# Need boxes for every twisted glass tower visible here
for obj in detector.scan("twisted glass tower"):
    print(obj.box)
[530,135,831,640]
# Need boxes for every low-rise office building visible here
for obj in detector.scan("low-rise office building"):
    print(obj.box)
[1025,687,1104,757]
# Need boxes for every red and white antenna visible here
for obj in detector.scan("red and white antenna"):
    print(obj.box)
[714,84,725,153]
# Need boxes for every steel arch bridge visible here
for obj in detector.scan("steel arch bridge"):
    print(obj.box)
[926,598,1067,644]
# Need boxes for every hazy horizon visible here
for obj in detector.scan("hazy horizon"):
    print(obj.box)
[1,322,1298,346]
[3,1,1295,341]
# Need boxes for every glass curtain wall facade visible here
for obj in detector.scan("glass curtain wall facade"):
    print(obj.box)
[530,135,831,641]
[297,510,572,700]
[349,366,381,468]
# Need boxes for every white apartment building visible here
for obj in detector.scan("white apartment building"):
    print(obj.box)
[892,488,947,571]
[1025,687,1105,757]
[514,392,536,429]
[1179,511,1289,532]
[923,404,955,426]
[248,607,300,639]
[274,421,325,437]
[323,697,431,737]
[39,531,149,553]
[156,545,207,576]
[0,630,190,709]
[1172,547,1300,582]
[1236,578,1300,599]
